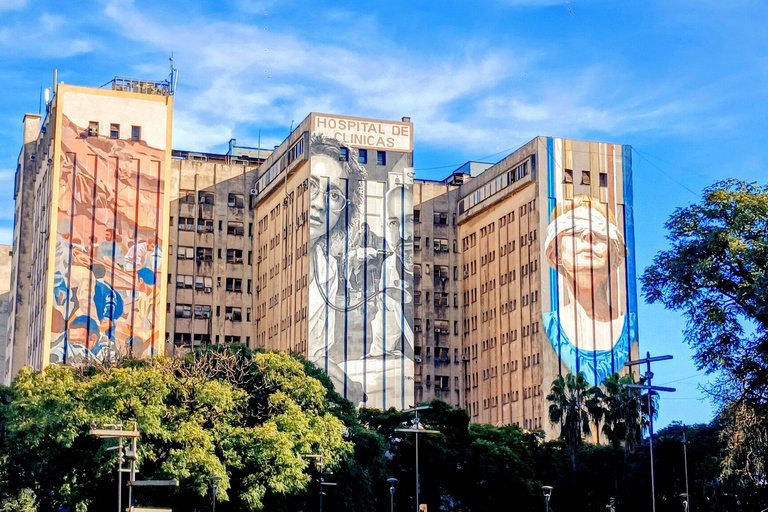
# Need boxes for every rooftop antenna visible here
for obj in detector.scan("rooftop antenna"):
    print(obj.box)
[169,53,179,95]
[39,86,42,115]
[289,120,294,135]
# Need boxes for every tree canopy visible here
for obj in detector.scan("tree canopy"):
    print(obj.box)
[642,179,768,491]
[0,347,351,512]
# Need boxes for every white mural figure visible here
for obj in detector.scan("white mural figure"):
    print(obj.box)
[307,136,366,403]
[543,195,636,385]
[369,184,414,357]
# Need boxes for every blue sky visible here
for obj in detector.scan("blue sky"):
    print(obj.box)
[2,0,767,428]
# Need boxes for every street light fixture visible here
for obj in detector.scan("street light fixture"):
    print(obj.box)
[387,477,398,512]
[542,485,553,512]
[305,454,336,512]
[396,406,439,512]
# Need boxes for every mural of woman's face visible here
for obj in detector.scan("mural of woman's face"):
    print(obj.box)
[558,222,610,275]
[309,154,349,244]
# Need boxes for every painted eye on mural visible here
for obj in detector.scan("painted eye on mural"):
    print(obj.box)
[388,219,399,228]
[327,190,347,212]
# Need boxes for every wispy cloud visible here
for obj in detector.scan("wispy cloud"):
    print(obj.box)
[0,0,26,11]
[89,0,740,158]
[0,13,92,58]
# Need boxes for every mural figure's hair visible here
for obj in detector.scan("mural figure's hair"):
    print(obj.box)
[137,267,156,286]
[309,135,366,257]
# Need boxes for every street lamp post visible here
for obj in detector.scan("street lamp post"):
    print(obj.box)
[387,477,398,512]
[305,454,336,512]
[396,406,439,512]
[210,476,222,512]
[542,485,553,512]
[624,352,676,512]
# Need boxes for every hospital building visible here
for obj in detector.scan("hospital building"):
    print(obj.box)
[3,73,639,438]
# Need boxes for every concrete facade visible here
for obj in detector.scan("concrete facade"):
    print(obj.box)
[165,150,266,354]
[411,177,465,408]
[6,76,641,439]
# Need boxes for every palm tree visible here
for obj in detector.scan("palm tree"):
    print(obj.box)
[547,372,597,478]
[600,372,656,510]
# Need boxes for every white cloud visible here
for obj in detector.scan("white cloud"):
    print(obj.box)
[94,0,732,162]
[0,13,92,58]
[0,0,26,11]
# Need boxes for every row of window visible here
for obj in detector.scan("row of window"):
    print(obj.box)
[88,121,141,141]
[413,291,459,308]
[179,191,245,208]
[172,332,247,346]
[413,319,460,336]
[564,169,609,187]
[176,217,248,235]
[174,304,251,322]
[176,246,252,264]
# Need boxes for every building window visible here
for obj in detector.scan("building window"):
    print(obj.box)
[110,124,119,139]
[179,217,195,231]
[600,172,608,187]
[198,191,215,205]
[227,249,243,263]
[581,171,591,185]
[195,276,213,293]
[131,126,141,141]
[225,307,242,322]
[228,222,244,236]
[175,304,192,318]
[564,169,573,183]
[194,305,212,319]
[176,274,193,289]
[358,149,367,164]
[180,190,195,204]
[434,238,449,252]
[197,218,214,233]
[228,193,244,208]
[224,335,241,343]
[433,212,448,225]
[196,247,213,262]
[226,278,243,293]
[377,151,386,166]
[339,147,349,161]
[177,246,194,259]
[88,121,99,136]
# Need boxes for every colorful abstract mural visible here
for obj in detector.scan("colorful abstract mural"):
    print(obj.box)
[49,114,165,364]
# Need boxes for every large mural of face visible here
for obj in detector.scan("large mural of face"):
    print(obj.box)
[50,114,165,365]
[542,141,638,386]
[307,135,414,410]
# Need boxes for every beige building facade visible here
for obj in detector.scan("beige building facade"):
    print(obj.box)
[5,75,640,439]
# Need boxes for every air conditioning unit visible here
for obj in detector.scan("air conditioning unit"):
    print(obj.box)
[250,189,258,195]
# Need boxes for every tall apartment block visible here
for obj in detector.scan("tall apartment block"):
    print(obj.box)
[411,174,466,408]
[4,74,639,438]
[7,77,173,375]
[165,146,268,354]
[458,137,638,437]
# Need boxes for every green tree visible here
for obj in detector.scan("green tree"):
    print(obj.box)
[547,372,598,479]
[642,179,768,491]
[0,348,351,512]
[599,373,646,510]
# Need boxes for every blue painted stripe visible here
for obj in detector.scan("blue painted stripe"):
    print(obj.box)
[622,145,639,354]
[545,137,563,372]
